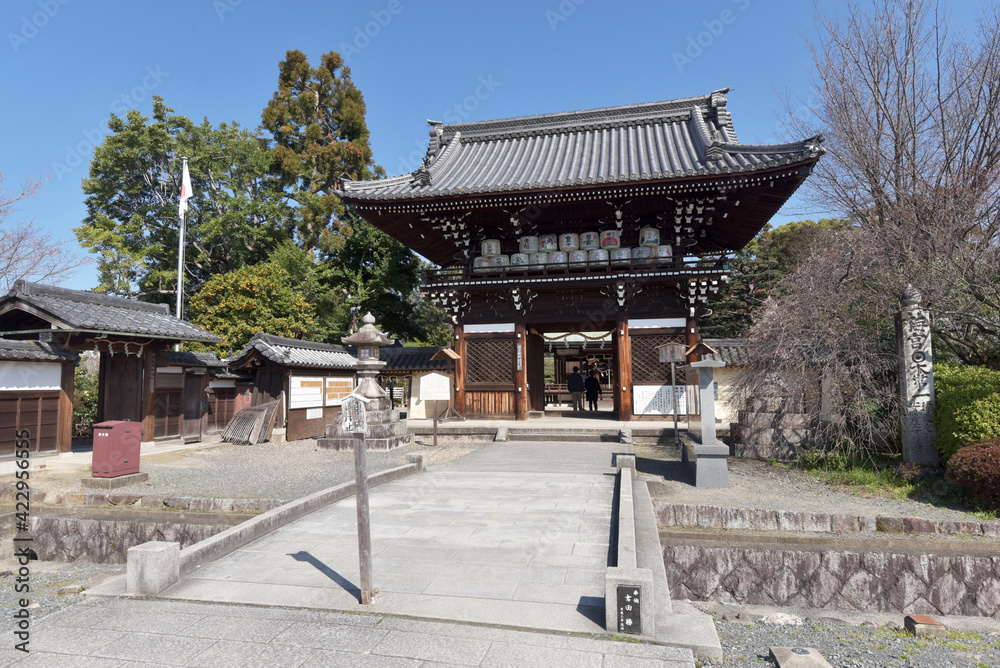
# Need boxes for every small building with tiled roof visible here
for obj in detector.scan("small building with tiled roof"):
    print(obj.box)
[0,338,79,455]
[228,333,359,441]
[0,280,222,455]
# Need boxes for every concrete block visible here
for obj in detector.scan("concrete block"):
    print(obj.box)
[769,646,833,667]
[616,454,636,476]
[604,566,655,639]
[692,444,730,488]
[494,426,508,442]
[127,540,179,595]
[618,429,632,444]
[721,507,749,530]
[405,453,427,471]
[80,472,149,489]
[904,614,946,637]
[901,517,937,534]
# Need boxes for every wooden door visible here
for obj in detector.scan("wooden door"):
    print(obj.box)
[182,374,204,443]
[102,355,144,423]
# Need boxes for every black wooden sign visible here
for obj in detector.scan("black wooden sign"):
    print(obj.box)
[617,585,641,634]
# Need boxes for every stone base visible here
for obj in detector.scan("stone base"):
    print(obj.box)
[682,442,730,488]
[769,646,833,667]
[126,540,179,595]
[316,433,413,451]
[81,472,149,489]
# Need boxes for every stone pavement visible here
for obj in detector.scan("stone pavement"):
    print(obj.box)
[10,596,695,666]
[125,442,626,633]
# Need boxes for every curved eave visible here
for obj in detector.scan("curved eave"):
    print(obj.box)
[346,155,820,267]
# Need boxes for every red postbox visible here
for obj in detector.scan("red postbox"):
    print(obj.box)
[91,420,141,477]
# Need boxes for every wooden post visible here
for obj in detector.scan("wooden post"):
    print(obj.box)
[514,321,528,421]
[615,315,633,421]
[432,399,438,446]
[141,344,158,442]
[454,324,466,418]
[58,360,75,453]
[353,422,373,605]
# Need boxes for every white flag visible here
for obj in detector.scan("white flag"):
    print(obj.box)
[179,160,193,217]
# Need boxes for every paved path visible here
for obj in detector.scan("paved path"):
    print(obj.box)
[154,441,625,633]
[11,597,695,666]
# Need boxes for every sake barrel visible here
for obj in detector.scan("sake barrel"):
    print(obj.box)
[510,252,529,267]
[473,256,491,273]
[610,247,632,265]
[548,250,568,265]
[653,244,673,259]
[568,250,588,267]
[632,246,651,262]
[489,254,510,268]
[580,231,600,251]
[589,249,609,265]
[639,226,660,247]
[519,236,539,253]
[600,230,621,249]
[482,239,502,256]
[528,252,548,268]
[538,234,558,251]
[558,232,580,251]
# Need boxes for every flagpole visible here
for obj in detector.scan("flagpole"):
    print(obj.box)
[175,157,189,321]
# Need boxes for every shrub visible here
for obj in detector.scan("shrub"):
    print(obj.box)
[73,366,99,437]
[946,440,1000,511]
[933,363,1000,461]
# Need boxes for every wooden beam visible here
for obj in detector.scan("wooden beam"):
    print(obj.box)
[141,344,158,442]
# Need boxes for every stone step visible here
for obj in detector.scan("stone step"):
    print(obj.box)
[507,432,618,443]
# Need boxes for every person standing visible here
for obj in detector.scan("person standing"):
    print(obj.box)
[584,370,602,412]
[567,366,585,412]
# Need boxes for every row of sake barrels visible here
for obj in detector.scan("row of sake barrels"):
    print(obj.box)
[480,227,663,257]
[472,245,673,272]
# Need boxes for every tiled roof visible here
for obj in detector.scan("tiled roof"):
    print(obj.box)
[377,346,448,373]
[1,281,220,343]
[0,338,78,362]
[339,89,824,202]
[230,333,358,370]
[157,351,226,368]
[702,338,748,366]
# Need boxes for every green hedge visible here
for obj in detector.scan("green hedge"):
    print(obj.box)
[933,362,1000,461]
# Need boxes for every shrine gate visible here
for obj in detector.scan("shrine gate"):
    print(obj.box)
[338,89,822,420]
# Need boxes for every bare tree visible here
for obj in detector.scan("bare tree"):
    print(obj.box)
[735,1,1000,455]
[0,173,89,292]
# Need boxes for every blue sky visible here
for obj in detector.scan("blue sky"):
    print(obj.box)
[0,0,978,292]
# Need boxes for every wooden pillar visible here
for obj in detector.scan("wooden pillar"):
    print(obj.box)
[514,320,528,421]
[454,324,466,416]
[58,361,75,453]
[141,343,158,442]
[686,316,700,363]
[615,315,633,421]
[526,330,545,412]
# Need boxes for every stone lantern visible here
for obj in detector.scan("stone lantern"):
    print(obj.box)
[317,313,413,451]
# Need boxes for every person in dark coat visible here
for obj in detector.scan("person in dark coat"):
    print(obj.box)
[584,370,603,412]
[567,366,585,411]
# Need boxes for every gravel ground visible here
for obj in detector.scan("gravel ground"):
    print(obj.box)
[637,443,992,524]
[701,610,1000,668]
[29,436,486,501]
[0,561,124,631]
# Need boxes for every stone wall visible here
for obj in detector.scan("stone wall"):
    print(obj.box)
[663,543,1000,618]
[27,514,241,564]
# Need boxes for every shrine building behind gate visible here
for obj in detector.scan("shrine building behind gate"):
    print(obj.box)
[338,89,822,421]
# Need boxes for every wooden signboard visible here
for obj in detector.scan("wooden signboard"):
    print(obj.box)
[419,372,450,401]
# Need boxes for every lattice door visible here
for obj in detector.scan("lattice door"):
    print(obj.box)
[630,334,687,384]
[466,338,515,384]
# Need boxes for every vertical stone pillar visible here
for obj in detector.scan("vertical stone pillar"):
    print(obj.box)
[895,286,938,465]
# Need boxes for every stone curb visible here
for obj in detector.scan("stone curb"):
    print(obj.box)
[654,502,1000,539]
[31,490,286,514]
